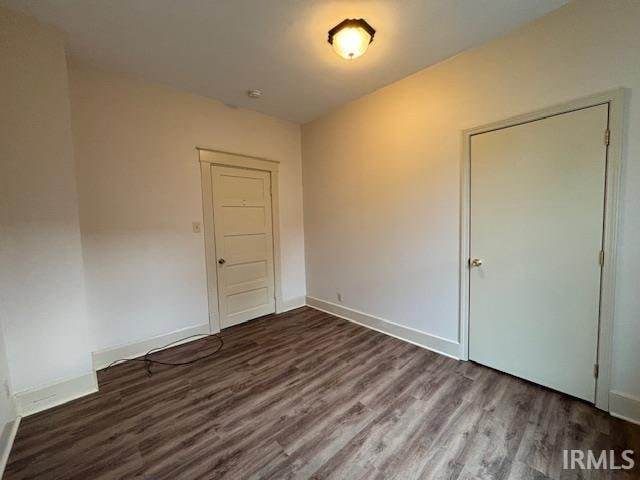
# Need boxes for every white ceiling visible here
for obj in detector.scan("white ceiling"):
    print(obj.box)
[2,0,568,123]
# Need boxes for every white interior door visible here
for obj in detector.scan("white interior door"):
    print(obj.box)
[469,104,608,402]
[212,165,275,328]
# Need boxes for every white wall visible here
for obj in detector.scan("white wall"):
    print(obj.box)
[302,0,640,403]
[0,314,16,455]
[0,8,92,393]
[69,64,306,352]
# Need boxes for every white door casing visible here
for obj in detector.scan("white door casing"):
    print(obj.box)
[460,90,625,411]
[199,149,283,333]
[468,104,608,402]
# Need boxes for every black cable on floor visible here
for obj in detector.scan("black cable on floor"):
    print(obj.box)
[105,333,224,377]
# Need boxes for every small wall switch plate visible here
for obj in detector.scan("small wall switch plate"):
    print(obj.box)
[192,222,202,233]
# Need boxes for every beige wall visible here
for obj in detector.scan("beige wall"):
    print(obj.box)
[69,64,306,352]
[302,0,640,407]
[0,8,91,393]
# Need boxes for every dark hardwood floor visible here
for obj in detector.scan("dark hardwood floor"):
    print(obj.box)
[5,307,639,479]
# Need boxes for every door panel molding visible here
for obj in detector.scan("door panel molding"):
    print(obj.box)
[459,88,625,411]
[198,148,283,333]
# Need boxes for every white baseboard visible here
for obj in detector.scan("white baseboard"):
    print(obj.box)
[0,416,20,477]
[15,372,98,417]
[279,296,307,313]
[610,390,640,425]
[92,323,211,371]
[306,296,460,359]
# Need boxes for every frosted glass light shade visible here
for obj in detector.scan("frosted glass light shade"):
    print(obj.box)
[328,19,375,60]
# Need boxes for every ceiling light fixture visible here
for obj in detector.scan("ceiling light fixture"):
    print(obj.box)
[328,18,376,60]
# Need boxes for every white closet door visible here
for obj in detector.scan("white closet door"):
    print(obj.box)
[469,104,608,402]
[212,165,275,328]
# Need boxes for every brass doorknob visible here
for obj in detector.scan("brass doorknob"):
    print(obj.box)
[218,258,226,265]
[471,258,483,268]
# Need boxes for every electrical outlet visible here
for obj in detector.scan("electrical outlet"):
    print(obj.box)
[337,292,342,302]
[192,222,202,233]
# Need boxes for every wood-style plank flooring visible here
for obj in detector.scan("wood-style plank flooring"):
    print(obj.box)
[5,307,640,479]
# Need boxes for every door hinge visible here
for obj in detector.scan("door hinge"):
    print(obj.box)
[604,129,610,146]
[599,250,604,266]
[593,363,599,378]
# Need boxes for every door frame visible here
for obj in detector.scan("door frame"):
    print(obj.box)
[459,89,625,411]
[198,148,283,334]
